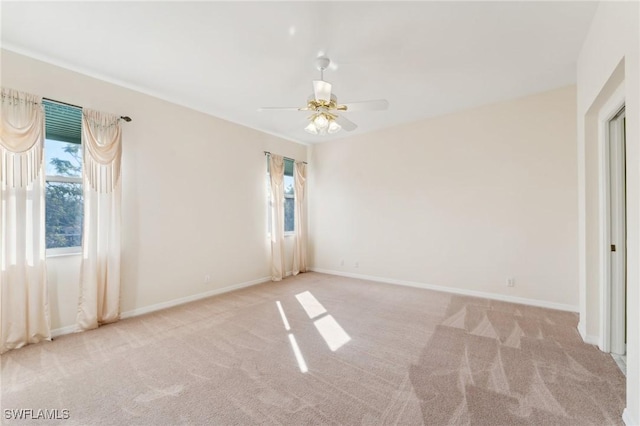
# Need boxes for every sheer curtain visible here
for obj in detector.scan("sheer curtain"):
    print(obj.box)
[269,154,285,281]
[76,109,122,331]
[0,88,50,353]
[293,161,307,275]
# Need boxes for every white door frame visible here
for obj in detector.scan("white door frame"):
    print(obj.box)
[598,83,626,354]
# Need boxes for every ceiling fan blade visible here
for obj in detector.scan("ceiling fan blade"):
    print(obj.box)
[313,80,332,102]
[339,99,389,112]
[258,107,308,112]
[334,115,357,132]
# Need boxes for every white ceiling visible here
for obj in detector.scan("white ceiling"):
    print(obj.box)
[1,1,598,144]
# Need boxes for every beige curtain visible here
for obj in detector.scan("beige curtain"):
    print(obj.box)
[292,162,307,275]
[76,109,122,331]
[269,154,285,281]
[0,88,50,353]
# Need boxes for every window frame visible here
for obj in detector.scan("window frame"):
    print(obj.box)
[45,161,84,257]
[266,157,296,237]
[283,171,295,236]
[43,99,84,257]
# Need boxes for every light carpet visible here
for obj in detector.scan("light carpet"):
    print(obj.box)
[0,272,625,425]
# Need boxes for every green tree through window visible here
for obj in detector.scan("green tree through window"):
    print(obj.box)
[45,143,83,248]
[284,169,294,233]
[43,100,83,250]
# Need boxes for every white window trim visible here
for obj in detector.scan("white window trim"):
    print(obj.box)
[46,246,82,257]
[268,231,295,238]
[47,175,82,184]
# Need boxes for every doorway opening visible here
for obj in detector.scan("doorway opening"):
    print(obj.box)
[601,105,626,373]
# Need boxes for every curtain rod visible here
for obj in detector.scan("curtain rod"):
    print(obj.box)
[264,151,307,164]
[43,97,132,122]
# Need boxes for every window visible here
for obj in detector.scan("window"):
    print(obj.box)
[267,157,295,235]
[283,159,295,233]
[43,100,83,252]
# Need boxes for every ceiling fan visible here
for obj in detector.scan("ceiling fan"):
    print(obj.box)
[259,56,389,135]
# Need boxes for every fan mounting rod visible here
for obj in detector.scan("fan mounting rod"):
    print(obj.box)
[316,56,331,80]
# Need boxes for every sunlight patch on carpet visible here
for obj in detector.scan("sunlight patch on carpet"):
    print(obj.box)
[295,291,327,319]
[314,315,351,352]
[276,301,291,331]
[288,334,308,373]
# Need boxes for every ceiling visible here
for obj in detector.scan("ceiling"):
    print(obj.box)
[1,1,598,144]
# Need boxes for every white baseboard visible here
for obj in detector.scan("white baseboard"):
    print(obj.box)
[51,324,78,338]
[623,408,637,426]
[50,275,271,337]
[120,276,271,319]
[578,320,587,339]
[576,322,600,345]
[582,334,600,345]
[310,268,579,312]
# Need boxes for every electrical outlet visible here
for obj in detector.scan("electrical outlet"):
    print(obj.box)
[340,259,344,267]
[507,277,515,287]
[204,274,211,284]
[354,261,359,268]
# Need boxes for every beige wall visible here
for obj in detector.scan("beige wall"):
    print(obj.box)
[309,86,578,309]
[576,1,640,423]
[1,49,307,331]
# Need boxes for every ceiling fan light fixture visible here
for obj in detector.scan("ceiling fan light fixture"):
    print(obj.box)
[261,56,387,136]
[304,122,319,134]
[305,112,342,135]
[313,113,329,129]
